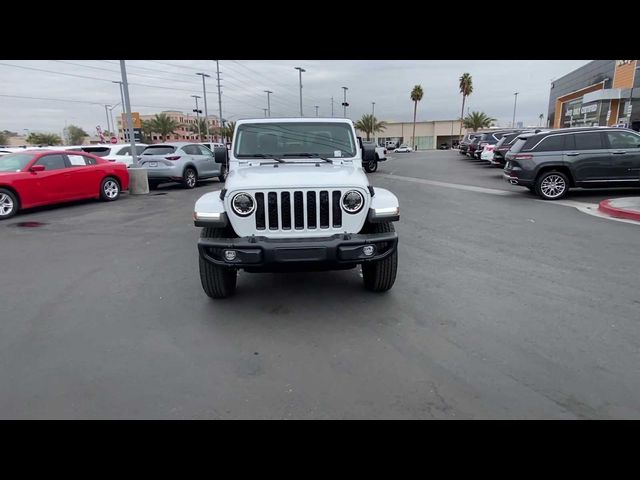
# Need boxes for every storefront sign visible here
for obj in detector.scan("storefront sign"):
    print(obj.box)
[580,104,598,114]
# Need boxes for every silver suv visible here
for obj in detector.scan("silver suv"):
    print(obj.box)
[139,142,226,189]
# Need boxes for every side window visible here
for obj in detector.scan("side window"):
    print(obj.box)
[67,154,89,166]
[534,135,565,152]
[83,155,97,165]
[574,132,604,150]
[35,154,67,171]
[196,145,213,156]
[116,146,131,156]
[606,131,640,149]
[182,145,198,155]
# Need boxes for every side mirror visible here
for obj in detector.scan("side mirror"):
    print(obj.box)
[214,145,228,164]
[30,164,46,172]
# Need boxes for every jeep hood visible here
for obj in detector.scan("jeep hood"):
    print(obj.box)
[226,163,369,190]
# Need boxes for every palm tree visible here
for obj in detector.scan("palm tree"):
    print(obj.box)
[189,118,210,141]
[458,73,473,140]
[147,113,181,142]
[354,114,387,141]
[539,113,544,127]
[140,120,155,143]
[220,121,236,142]
[463,111,497,132]
[410,85,424,150]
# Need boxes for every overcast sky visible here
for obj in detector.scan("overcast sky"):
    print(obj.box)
[0,60,591,136]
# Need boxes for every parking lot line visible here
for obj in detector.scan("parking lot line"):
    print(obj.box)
[378,173,516,196]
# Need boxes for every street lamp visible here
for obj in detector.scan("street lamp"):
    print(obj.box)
[371,102,376,141]
[342,87,349,118]
[196,73,211,141]
[264,90,273,117]
[314,105,319,117]
[294,67,305,116]
[512,92,519,128]
[192,95,202,141]
[107,103,120,141]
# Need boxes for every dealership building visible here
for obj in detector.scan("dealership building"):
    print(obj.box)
[356,119,466,150]
[548,60,639,130]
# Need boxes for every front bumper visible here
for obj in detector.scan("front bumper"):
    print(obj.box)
[198,232,398,269]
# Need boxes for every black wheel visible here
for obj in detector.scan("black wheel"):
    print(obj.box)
[218,164,228,182]
[100,177,120,201]
[199,226,238,299]
[183,167,197,189]
[364,157,378,173]
[535,170,569,200]
[0,188,19,220]
[361,222,398,292]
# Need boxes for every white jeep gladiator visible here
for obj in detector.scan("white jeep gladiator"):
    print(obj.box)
[193,117,400,298]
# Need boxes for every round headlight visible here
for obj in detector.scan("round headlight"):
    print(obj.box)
[341,190,364,214]
[231,192,255,216]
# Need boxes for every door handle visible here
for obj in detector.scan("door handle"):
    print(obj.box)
[612,150,626,154]
[566,152,580,156]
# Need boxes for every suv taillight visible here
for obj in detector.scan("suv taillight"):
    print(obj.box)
[165,156,181,161]
[514,154,533,160]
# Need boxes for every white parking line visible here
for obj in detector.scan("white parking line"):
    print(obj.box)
[378,173,515,196]
[378,173,640,226]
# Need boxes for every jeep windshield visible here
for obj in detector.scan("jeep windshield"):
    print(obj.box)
[234,122,356,161]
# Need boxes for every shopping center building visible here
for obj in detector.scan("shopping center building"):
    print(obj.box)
[548,60,639,130]
[356,119,465,150]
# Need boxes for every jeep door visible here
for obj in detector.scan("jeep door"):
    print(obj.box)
[564,132,613,183]
[604,130,640,183]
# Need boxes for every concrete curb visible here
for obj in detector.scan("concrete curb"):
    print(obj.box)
[598,197,640,222]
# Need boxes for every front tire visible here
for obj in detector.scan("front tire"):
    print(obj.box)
[364,157,378,173]
[361,222,398,292]
[100,177,121,202]
[0,188,19,220]
[183,167,197,189]
[535,170,569,200]
[199,226,238,299]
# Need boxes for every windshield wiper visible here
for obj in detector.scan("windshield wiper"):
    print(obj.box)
[239,154,285,163]
[282,153,332,163]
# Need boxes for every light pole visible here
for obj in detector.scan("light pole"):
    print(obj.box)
[331,97,334,117]
[342,87,348,118]
[196,73,211,141]
[315,105,319,117]
[512,92,519,128]
[263,90,272,117]
[294,67,305,116]
[107,103,120,141]
[119,61,138,167]
[215,60,224,142]
[263,108,268,117]
[104,105,111,138]
[191,95,202,141]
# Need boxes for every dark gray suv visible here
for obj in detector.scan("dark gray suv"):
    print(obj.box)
[503,127,640,200]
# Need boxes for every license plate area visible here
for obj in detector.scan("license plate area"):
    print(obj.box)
[273,247,327,262]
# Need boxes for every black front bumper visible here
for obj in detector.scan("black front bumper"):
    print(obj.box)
[198,232,398,269]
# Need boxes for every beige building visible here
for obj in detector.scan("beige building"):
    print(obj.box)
[116,110,221,143]
[356,119,467,149]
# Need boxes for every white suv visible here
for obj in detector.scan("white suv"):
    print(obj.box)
[193,118,400,298]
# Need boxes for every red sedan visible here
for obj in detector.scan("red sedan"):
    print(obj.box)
[0,150,130,220]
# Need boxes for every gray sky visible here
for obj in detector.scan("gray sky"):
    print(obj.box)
[0,60,591,135]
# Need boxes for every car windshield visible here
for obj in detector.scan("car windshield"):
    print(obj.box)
[0,153,36,172]
[234,122,356,160]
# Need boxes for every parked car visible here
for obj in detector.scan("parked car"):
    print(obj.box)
[138,142,226,189]
[480,144,495,161]
[503,127,640,200]
[459,133,477,155]
[0,150,129,220]
[467,136,482,158]
[193,117,400,298]
[65,144,148,167]
[198,142,225,151]
[362,140,387,173]
[470,131,516,159]
[394,144,413,153]
[385,140,399,150]
[439,142,450,150]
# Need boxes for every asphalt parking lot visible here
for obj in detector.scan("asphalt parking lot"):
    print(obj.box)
[1,150,639,419]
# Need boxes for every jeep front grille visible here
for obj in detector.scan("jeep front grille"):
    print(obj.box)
[254,190,342,231]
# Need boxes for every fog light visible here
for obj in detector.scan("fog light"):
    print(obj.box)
[224,250,237,261]
[362,245,375,256]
